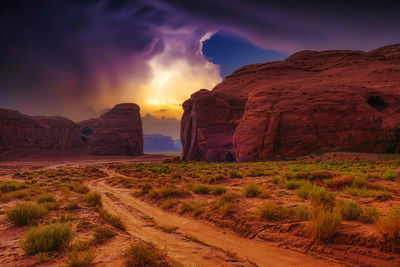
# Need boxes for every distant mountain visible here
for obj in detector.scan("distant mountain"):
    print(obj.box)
[144,134,180,152]
[142,113,181,140]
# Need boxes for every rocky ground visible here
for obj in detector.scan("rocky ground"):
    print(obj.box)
[0,152,399,266]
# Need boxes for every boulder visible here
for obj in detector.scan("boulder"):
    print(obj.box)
[181,44,400,161]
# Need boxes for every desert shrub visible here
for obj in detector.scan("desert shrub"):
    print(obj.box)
[378,191,393,199]
[92,226,116,244]
[66,248,96,267]
[97,207,125,230]
[383,169,397,181]
[294,181,315,199]
[296,182,334,209]
[308,187,335,209]
[352,176,367,188]
[157,185,186,198]
[282,171,297,180]
[229,170,244,178]
[212,185,227,195]
[0,181,26,193]
[178,201,193,214]
[7,202,47,226]
[308,209,341,243]
[190,184,210,194]
[214,192,238,216]
[344,186,376,198]
[38,194,56,203]
[247,168,265,177]
[86,191,102,207]
[377,207,400,242]
[162,199,177,210]
[283,170,336,181]
[205,174,226,184]
[219,202,236,216]
[215,192,237,207]
[323,175,353,188]
[257,188,271,199]
[309,170,337,180]
[337,199,362,221]
[271,177,280,184]
[43,201,59,210]
[295,205,310,221]
[242,183,260,197]
[22,223,74,255]
[125,240,167,267]
[284,179,306,190]
[360,207,379,224]
[69,182,89,194]
[178,201,206,216]
[136,183,153,195]
[257,202,291,220]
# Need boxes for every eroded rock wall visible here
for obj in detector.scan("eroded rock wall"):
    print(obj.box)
[181,44,400,161]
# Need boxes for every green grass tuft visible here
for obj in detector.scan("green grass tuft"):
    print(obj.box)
[7,202,47,226]
[22,223,74,255]
[86,191,102,207]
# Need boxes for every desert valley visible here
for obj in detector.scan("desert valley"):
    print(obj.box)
[1,1,400,266]
[1,44,400,266]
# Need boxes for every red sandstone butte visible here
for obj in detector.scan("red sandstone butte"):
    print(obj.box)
[181,44,400,162]
[0,103,143,156]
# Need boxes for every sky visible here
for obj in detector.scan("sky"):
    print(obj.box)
[0,0,399,126]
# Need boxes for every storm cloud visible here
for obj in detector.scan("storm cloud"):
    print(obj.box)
[0,0,399,121]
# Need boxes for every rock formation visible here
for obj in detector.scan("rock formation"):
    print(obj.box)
[181,44,400,161]
[0,103,143,156]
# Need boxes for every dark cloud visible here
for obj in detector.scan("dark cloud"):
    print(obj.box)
[0,0,399,122]
[156,0,400,51]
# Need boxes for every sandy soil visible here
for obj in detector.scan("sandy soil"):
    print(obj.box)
[88,171,339,266]
[1,152,399,266]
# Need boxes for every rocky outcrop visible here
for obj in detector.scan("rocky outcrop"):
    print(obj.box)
[143,134,176,152]
[0,103,143,156]
[78,103,143,155]
[0,109,82,152]
[181,44,400,161]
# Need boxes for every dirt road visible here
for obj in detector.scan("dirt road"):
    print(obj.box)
[88,169,341,267]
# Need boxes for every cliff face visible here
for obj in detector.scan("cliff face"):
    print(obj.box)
[78,103,143,155]
[181,44,400,161]
[0,109,82,152]
[0,103,143,156]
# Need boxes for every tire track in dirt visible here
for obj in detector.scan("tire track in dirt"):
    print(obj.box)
[88,168,342,267]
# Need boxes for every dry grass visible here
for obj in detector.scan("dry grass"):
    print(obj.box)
[337,199,362,221]
[125,240,168,267]
[92,226,116,244]
[6,202,47,226]
[377,207,400,242]
[22,223,74,255]
[86,191,102,207]
[97,207,125,230]
[242,183,260,197]
[308,209,341,243]
[359,206,379,224]
[66,248,96,267]
[257,202,291,220]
